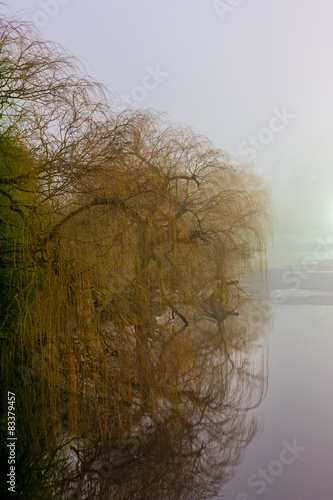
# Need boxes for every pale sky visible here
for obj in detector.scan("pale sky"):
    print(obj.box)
[3,0,333,231]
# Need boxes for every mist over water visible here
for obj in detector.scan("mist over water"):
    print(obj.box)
[1,2,333,499]
[222,232,333,500]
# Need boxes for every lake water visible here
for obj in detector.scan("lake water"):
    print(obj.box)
[218,232,333,500]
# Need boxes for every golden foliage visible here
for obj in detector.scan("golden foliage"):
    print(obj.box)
[0,17,272,499]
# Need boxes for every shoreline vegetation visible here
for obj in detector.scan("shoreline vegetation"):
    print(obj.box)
[0,17,272,499]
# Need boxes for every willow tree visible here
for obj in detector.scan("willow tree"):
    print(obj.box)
[0,16,271,499]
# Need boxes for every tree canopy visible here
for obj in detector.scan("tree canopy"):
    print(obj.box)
[0,17,271,499]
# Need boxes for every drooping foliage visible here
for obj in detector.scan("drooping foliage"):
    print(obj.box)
[0,17,272,499]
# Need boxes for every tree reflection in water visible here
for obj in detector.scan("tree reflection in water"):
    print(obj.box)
[19,298,270,500]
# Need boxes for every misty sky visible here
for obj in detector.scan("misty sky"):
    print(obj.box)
[2,0,333,232]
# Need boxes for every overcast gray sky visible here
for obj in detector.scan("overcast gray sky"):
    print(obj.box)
[3,0,333,232]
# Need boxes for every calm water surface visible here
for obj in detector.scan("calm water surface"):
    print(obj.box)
[219,232,333,500]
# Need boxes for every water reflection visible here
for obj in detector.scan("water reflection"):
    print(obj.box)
[17,298,270,500]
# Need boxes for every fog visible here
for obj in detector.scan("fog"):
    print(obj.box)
[3,0,333,233]
[1,2,332,499]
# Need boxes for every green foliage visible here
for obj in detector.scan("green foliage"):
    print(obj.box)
[0,135,37,338]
